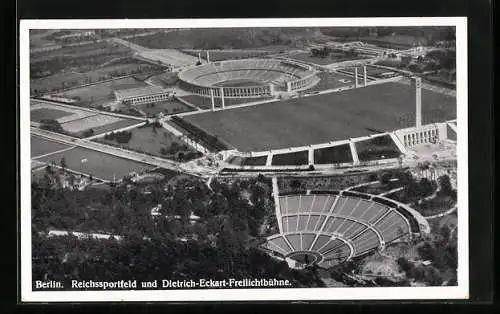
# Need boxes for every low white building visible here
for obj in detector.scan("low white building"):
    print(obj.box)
[114,86,172,105]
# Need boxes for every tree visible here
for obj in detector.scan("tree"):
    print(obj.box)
[45,165,53,175]
[397,257,414,275]
[437,175,453,197]
[423,266,443,286]
[379,172,392,185]
[418,242,435,261]
[59,157,67,170]
[289,179,302,191]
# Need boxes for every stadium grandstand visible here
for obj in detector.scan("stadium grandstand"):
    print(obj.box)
[261,191,429,269]
[178,59,319,100]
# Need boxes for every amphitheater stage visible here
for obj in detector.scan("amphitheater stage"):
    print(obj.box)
[183,82,456,152]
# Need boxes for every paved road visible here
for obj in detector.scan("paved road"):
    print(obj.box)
[32,98,146,121]
[32,127,187,173]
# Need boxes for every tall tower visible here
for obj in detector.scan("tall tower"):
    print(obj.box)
[206,51,210,63]
[363,66,368,86]
[354,67,359,88]
[412,76,422,127]
[198,52,201,63]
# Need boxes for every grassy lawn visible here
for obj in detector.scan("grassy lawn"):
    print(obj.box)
[184,82,456,152]
[138,100,193,117]
[228,155,268,166]
[313,144,353,164]
[305,71,354,92]
[96,125,200,161]
[356,135,402,162]
[271,151,308,166]
[36,146,153,181]
[54,77,148,107]
[30,108,74,122]
[31,136,73,158]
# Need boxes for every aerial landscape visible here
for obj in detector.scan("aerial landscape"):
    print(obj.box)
[28,26,459,291]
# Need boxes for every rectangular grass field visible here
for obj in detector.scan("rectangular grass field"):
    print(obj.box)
[53,77,148,106]
[96,125,183,158]
[139,100,193,117]
[31,135,73,158]
[36,146,154,181]
[30,107,74,122]
[183,82,456,152]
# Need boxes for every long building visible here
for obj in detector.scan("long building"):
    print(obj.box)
[114,86,172,105]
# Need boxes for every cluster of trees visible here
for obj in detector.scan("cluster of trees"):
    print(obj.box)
[94,29,151,38]
[170,116,228,152]
[31,172,324,287]
[310,47,359,59]
[397,225,458,286]
[103,130,133,144]
[39,119,64,133]
[159,141,202,162]
[82,128,94,137]
[425,50,456,71]
[319,27,455,47]
[128,28,297,50]
[31,49,131,80]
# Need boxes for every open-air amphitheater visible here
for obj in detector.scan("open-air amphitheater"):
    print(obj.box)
[261,190,430,269]
[178,58,319,101]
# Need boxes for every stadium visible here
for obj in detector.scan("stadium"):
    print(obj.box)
[178,59,319,100]
[261,190,430,269]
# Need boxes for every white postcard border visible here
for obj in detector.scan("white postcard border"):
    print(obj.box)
[20,17,469,302]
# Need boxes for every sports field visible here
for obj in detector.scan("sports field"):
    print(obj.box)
[31,135,73,158]
[184,82,456,152]
[36,146,153,181]
[139,100,193,117]
[53,77,148,106]
[30,107,74,122]
[96,125,185,158]
[305,71,355,92]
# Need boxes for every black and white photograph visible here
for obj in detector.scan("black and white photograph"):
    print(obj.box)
[20,18,469,302]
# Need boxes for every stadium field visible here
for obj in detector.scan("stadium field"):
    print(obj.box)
[31,135,73,158]
[184,82,456,152]
[36,146,154,181]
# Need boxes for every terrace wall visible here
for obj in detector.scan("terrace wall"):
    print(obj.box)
[222,121,452,172]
